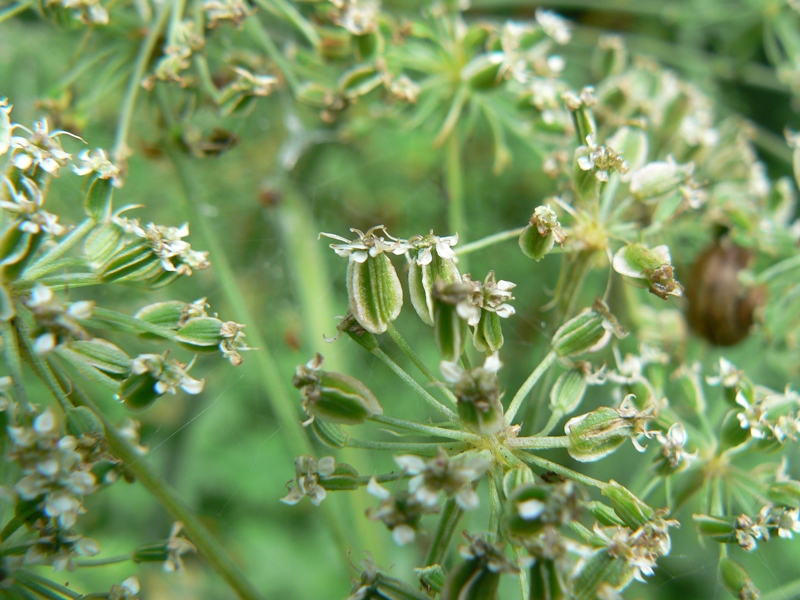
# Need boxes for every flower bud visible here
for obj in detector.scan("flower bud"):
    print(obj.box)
[293,354,382,425]
[518,205,567,261]
[549,368,587,415]
[407,233,460,326]
[472,310,504,354]
[601,480,654,529]
[613,243,684,300]
[719,557,761,600]
[607,125,648,174]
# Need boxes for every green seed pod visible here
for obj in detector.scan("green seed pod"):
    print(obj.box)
[565,407,634,462]
[472,310,504,353]
[571,548,629,600]
[65,339,131,377]
[719,557,761,600]
[408,235,460,326]
[441,536,515,600]
[461,52,504,90]
[767,479,800,508]
[83,176,114,221]
[552,310,608,358]
[176,317,225,347]
[530,559,566,600]
[550,368,587,415]
[591,34,627,80]
[502,465,536,498]
[612,243,684,300]
[347,253,403,335]
[310,418,348,448]
[607,125,648,174]
[446,355,504,435]
[518,205,567,262]
[98,241,161,283]
[601,480,654,529]
[354,31,384,61]
[719,409,749,449]
[506,484,552,538]
[584,501,625,527]
[693,514,736,543]
[415,564,446,595]
[132,542,170,564]
[318,462,359,492]
[84,221,125,269]
[433,282,468,362]
[338,64,383,100]
[293,354,383,425]
[316,26,352,61]
[135,301,189,330]
[0,227,44,282]
[118,371,163,411]
[336,312,379,351]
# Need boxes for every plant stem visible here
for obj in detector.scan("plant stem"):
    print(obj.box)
[0,0,32,23]
[1,318,30,408]
[504,351,557,425]
[371,414,479,442]
[22,219,95,280]
[764,579,800,600]
[165,147,354,561]
[347,438,468,455]
[245,15,301,93]
[455,227,526,257]
[15,272,101,291]
[505,435,570,450]
[424,499,463,567]
[488,465,502,536]
[89,306,180,339]
[445,130,468,272]
[387,323,458,406]
[14,570,81,600]
[15,320,73,414]
[372,348,459,422]
[263,0,320,49]
[113,1,171,164]
[63,382,264,600]
[76,554,134,567]
[518,452,607,490]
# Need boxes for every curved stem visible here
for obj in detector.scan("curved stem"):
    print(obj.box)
[424,499,463,567]
[372,348,459,422]
[113,1,171,163]
[22,219,95,281]
[504,351,557,425]
[1,318,30,408]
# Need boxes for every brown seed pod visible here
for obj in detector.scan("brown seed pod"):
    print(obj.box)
[686,241,766,346]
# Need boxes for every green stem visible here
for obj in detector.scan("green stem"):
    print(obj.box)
[14,571,81,600]
[387,323,458,406]
[0,0,32,23]
[22,219,95,281]
[763,579,800,600]
[15,321,72,414]
[15,272,101,291]
[372,348,459,422]
[424,499,463,567]
[263,0,320,49]
[75,553,134,567]
[505,435,570,450]
[245,15,301,93]
[445,131,468,272]
[88,306,180,340]
[54,369,264,600]
[455,227,526,257]
[504,351,557,425]
[514,546,531,600]
[1,318,30,408]
[347,438,468,455]
[165,146,353,561]
[112,0,171,163]
[371,414,479,442]
[535,409,564,437]
[518,452,607,490]
[488,465,502,536]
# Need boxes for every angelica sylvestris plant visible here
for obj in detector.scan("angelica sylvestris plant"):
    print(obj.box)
[0,100,256,598]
